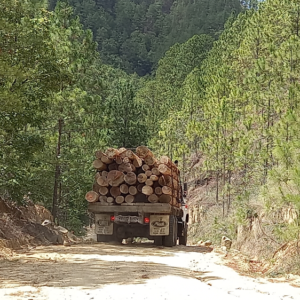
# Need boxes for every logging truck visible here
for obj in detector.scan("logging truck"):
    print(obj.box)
[86,146,189,247]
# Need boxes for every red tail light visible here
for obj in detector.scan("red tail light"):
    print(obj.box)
[144,217,150,224]
[110,216,115,222]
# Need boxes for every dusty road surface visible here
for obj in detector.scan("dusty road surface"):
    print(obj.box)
[0,242,299,300]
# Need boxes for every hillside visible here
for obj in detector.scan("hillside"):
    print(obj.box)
[152,0,300,275]
[48,0,242,75]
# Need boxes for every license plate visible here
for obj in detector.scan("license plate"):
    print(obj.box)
[150,215,169,236]
[95,214,113,235]
[115,215,140,223]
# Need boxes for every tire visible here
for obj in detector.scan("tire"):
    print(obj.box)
[163,215,176,247]
[113,225,124,244]
[97,234,113,242]
[179,224,188,246]
[173,218,178,246]
[114,236,123,244]
[153,236,163,246]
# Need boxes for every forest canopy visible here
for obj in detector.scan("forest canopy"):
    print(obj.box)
[48,0,242,75]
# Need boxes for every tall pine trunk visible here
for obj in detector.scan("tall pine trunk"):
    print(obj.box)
[52,118,63,222]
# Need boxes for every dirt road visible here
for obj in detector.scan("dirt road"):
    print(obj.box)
[0,242,299,300]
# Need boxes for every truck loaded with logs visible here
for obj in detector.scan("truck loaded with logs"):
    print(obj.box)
[85,146,189,247]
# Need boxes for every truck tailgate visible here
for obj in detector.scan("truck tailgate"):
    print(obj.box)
[88,203,182,216]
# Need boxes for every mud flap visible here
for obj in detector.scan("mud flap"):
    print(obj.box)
[95,214,113,235]
[150,215,169,236]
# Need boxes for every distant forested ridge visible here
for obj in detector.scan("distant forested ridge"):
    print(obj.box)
[48,0,242,75]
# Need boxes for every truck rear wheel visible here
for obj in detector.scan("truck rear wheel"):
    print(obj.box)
[153,236,163,246]
[97,234,113,242]
[173,218,178,246]
[179,224,188,245]
[163,215,176,247]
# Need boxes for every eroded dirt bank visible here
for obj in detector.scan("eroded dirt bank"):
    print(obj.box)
[0,243,299,300]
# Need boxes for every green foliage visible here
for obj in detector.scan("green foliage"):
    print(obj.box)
[136,34,214,157]
[104,73,148,148]
[49,0,242,75]
[155,0,300,244]
[0,0,141,232]
[0,0,66,200]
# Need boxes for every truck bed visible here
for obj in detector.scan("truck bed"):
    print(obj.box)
[88,203,183,217]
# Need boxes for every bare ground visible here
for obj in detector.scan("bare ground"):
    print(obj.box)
[0,242,299,300]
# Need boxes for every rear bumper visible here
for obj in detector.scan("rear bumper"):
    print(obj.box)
[88,203,183,217]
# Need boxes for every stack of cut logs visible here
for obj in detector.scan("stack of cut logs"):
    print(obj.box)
[85,146,181,207]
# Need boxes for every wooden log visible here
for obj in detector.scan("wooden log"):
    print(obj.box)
[148,194,159,203]
[136,146,153,158]
[150,175,159,181]
[137,184,145,193]
[137,173,147,183]
[107,197,114,203]
[93,181,101,192]
[125,194,135,203]
[99,186,109,195]
[125,150,143,167]
[85,191,99,203]
[145,170,152,177]
[172,197,179,206]
[95,172,101,179]
[123,157,131,164]
[115,156,123,164]
[160,156,179,174]
[120,184,129,194]
[142,185,153,196]
[159,155,172,166]
[97,176,109,187]
[135,193,147,203]
[107,170,124,186]
[92,160,107,171]
[158,194,172,203]
[171,165,179,175]
[145,179,153,186]
[99,195,108,203]
[158,164,172,175]
[162,186,172,195]
[110,186,121,198]
[102,170,108,178]
[128,186,138,195]
[132,156,144,168]
[130,164,136,173]
[159,175,179,189]
[155,186,162,195]
[101,155,113,164]
[115,196,125,204]
[124,172,137,185]
[95,150,113,164]
[158,176,165,186]
[95,150,103,159]
[125,150,135,159]
[118,147,127,157]
[118,162,132,173]
[144,155,156,166]
[142,164,150,171]
[107,170,123,182]
[106,148,120,159]
[152,161,159,168]
[151,168,161,176]
[108,162,118,171]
